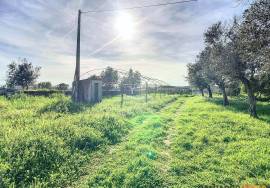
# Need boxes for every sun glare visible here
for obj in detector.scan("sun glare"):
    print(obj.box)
[114,12,136,40]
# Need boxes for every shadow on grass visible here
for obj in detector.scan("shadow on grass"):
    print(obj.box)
[206,96,270,124]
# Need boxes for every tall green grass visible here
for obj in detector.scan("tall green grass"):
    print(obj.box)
[170,96,270,187]
[2,94,267,187]
[0,94,177,187]
[83,98,188,188]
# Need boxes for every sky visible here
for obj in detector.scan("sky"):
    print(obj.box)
[0,0,250,86]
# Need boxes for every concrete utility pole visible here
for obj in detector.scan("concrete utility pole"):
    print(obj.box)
[72,9,81,102]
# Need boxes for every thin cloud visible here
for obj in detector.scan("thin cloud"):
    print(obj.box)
[0,0,250,86]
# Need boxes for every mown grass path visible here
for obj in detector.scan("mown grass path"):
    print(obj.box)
[71,97,187,188]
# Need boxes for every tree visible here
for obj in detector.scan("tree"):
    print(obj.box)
[56,83,69,90]
[203,46,229,105]
[223,0,270,117]
[203,22,230,105]
[120,69,142,94]
[226,80,241,96]
[38,82,52,89]
[6,62,17,88]
[6,58,41,89]
[186,62,212,97]
[257,72,270,98]
[238,0,269,66]
[238,0,270,115]
[100,67,119,90]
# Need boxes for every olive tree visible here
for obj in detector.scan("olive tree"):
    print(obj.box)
[203,23,229,105]
[186,62,212,97]
[224,0,270,117]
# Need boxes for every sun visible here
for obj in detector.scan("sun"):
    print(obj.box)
[114,12,136,40]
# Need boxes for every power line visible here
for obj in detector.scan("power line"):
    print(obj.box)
[81,0,197,14]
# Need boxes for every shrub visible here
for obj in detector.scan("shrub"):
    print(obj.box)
[23,90,64,97]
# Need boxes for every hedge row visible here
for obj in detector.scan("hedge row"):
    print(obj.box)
[23,90,72,96]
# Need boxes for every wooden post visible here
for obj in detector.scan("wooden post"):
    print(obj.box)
[72,9,81,102]
[121,92,124,107]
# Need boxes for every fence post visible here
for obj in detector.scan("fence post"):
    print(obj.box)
[121,92,124,107]
[145,82,148,103]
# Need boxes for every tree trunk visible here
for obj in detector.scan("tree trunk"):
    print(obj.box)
[220,86,229,106]
[243,80,258,118]
[200,89,204,97]
[207,85,213,98]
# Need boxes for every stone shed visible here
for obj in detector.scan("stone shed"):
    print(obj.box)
[78,77,102,103]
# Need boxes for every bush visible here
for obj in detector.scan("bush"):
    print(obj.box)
[23,90,68,97]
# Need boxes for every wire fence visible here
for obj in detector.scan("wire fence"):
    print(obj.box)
[102,83,192,107]
[80,68,192,106]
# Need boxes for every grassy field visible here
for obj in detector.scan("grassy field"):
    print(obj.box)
[0,94,178,187]
[0,94,270,187]
[170,97,270,187]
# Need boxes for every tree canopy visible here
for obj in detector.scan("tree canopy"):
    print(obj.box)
[101,67,119,90]
[38,82,52,89]
[6,58,40,89]
[56,83,69,90]
[121,69,141,88]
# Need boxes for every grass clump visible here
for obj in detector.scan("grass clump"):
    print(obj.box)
[88,157,165,188]
[85,115,130,144]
